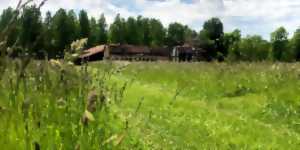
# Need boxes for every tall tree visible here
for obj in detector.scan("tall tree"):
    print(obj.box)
[271,27,289,61]
[20,5,43,55]
[88,17,98,47]
[0,7,19,47]
[79,10,90,39]
[183,25,198,46]
[224,29,241,60]
[237,35,270,61]
[67,10,80,42]
[291,28,300,61]
[109,14,126,44]
[136,16,149,45]
[148,18,165,47]
[52,9,73,57]
[201,17,225,60]
[43,11,54,57]
[166,22,185,47]
[0,7,14,31]
[125,17,139,44]
[98,14,107,44]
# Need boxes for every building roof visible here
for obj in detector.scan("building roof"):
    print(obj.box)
[79,45,106,58]
[108,44,151,55]
[150,47,170,56]
[122,44,150,54]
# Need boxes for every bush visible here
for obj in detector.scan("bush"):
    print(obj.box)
[229,35,271,61]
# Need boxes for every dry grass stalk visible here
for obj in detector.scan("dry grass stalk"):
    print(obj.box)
[81,90,99,125]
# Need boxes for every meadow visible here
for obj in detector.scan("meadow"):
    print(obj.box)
[1,60,300,149]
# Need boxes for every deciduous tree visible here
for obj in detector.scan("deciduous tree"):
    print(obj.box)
[271,27,289,61]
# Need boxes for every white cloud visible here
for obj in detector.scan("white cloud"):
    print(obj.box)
[1,0,300,39]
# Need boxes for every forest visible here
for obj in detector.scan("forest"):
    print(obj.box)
[1,5,300,61]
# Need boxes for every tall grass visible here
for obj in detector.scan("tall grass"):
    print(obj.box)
[0,59,142,149]
[0,1,139,149]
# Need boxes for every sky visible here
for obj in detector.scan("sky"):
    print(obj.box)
[1,0,300,40]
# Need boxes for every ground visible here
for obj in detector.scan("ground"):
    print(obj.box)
[1,61,300,149]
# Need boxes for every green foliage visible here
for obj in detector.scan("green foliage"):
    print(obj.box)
[137,16,150,46]
[88,17,98,47]
[291,28,300,60]
[183,26,197,45]
[237,35,271,61]
[125,17,140,45]
[98,14,108,44]
[148,19,166,47]
[271,27,289,61]
[52,9,74,57]
[79,10,90,39]
[108,62,300,149]
[200,17,225,60]
[198,29,216,60]
[19,5,43,54]
[0,7,14,30]
[67,10,80,44]
[0,7,18,47]
[225,29,242,61]
[2,6,300,61]
[109,14,126,44]
[0,60,135,149]
[1,50,300,149]
[166,22,185,47]
[43,11,54,57]
[203,18,224,40]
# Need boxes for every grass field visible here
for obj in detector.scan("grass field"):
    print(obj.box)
[1,61,300,149]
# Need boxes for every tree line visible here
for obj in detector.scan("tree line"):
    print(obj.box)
[1,5,300,61]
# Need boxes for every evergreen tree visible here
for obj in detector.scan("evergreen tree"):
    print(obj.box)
[67,10,80,42]
[125,17,139,45]
[136,16,149,45]
[88,17,98,47]
[43,11,54,58]
[109,14,126,44]
[52,9,73,57]
[19,5,43,56]
[98,14,107,44]
[79,10,90,39]
[0,7,19,47]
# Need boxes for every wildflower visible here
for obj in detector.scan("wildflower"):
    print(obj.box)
[102,133,126,146]
[75,144,80,150]
[57,98,66,108]
[67,61,74,66]
[81,110,95,125]
[71,53,79,58]
[49,59,62,68]
[87,90,98,112]
[81,90,99,126]
[0,106,6,112]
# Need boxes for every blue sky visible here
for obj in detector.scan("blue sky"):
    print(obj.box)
[1,0,300,40]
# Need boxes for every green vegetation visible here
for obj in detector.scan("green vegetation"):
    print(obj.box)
[1,1,300,149]
[1,61,300,149]
[2,5,300,61]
